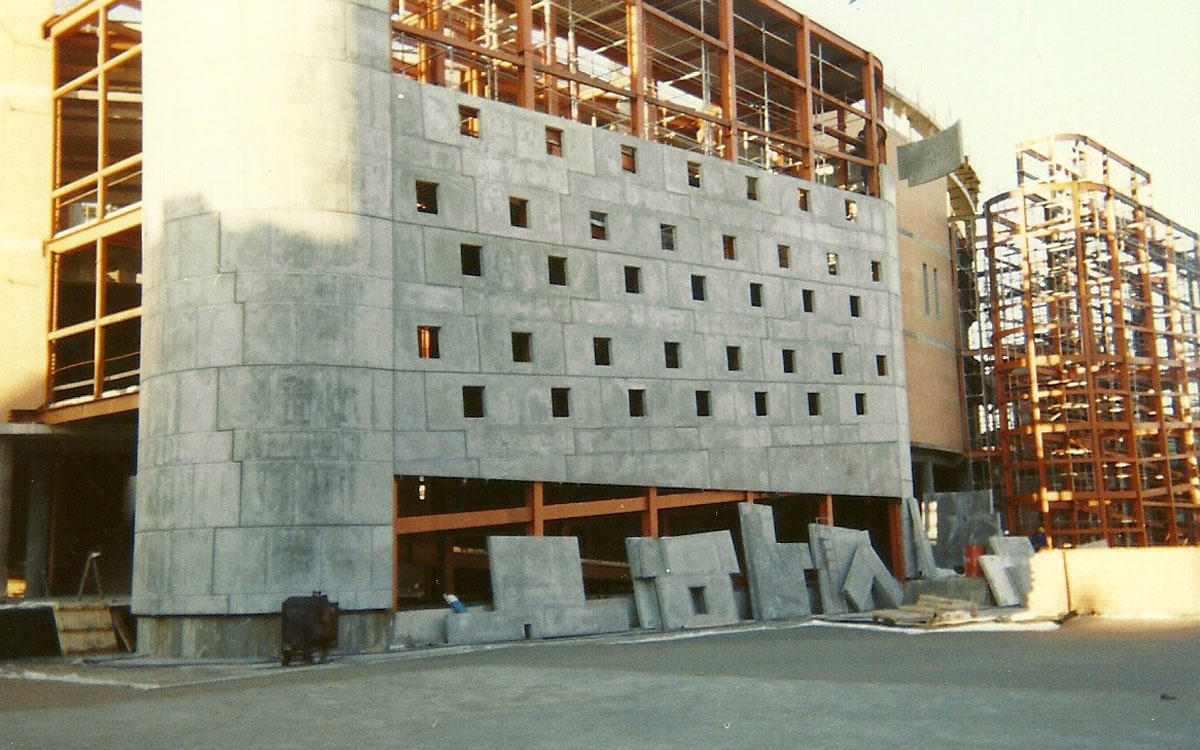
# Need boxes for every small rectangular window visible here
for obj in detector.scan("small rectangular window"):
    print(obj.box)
[749,283,763,308]
[850,295,861,318]
[548,255,567,285]
[754,391,768,417]
[460,244,482,276]
[621,144,637,173]
[458,105,480,137]
[687,161,701,187]
[590,211,608,240]
[551,387,570,417]
[624,265,641,294]
[691,274,706,301]
[511,331,532,363]
[832,352,844,375]
[726,346,741,372]
[628,388,646,417]
[855,392,867,415]
[871,260,882,282]
[593,337,611,366]
[545,126,563,156]
[509,196,529,227]
[802,289,815,313]
[827,252,839,275]
[777,245,790,268]
[782,349,795,374]
[664,341,680,369]
[689,586,707,614]
[462,385,485,418]
[845,199,858,221]
[415,180,439,214]
[660,224,676,251]
[417,325,440,359]
[695,390,711,417]
[807,392,821,416]
[746,175,759,200]
[876,355,888,376]
[797,188,810,211]
[722,234,737,261]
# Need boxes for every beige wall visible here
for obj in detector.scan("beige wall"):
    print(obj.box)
[1028,547,1200,618]
[889,132,965,454]
[0,2,53,415]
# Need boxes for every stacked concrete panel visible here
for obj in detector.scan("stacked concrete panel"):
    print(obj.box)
[808,524,903,614]
[626,532,741,630]
[979,535,1035,606]
[445,537,631,645]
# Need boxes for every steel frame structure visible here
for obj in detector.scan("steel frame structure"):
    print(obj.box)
[42,0,143,421]
[980,135,1200,546]
[391,0,885,195]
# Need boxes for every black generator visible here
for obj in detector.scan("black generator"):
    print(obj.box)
[280,592,339,666]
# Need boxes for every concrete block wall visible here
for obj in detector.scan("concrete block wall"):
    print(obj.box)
[136,0,911,653]
[392,75,911,496]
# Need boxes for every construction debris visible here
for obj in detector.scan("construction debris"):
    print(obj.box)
[873,595,982,628]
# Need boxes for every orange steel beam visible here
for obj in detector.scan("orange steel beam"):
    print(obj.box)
[39,391,137,424]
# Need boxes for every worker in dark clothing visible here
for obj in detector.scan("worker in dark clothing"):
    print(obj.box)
[1030,526,1048,552]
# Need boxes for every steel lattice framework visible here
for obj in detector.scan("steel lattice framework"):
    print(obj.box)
[979,135,1200,546]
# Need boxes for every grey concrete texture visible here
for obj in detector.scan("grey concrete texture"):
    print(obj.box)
[626,532,742,630]
[737,503,813,620]
[930,490,1001,569]
[896,120,966,186]
[978,554,1022,607]
[808,523,903,613]
[5,618,1198,749]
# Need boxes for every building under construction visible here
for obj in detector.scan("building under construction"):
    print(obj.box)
[973,136,1200,547]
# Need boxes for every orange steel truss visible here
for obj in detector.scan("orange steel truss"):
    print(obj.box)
[391,0,885,195]
[980,135,1200,547]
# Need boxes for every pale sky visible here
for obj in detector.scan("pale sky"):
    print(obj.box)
[786,0,1200,231]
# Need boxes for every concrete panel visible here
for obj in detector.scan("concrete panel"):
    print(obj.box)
[930,491,1000,570]
[738,503,813,620]
[487,536,586,610]
[625,532,741,631]
[842,545,875,612]
[978,554,1021,607]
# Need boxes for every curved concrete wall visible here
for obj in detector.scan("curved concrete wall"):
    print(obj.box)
[136,0,395,617]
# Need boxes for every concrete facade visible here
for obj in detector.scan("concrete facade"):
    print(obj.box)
[134,0,909,651]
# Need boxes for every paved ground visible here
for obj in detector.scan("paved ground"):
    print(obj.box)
[2,617,1197,749]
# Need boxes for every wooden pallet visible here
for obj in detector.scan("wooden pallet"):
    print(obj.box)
[872,595,980,628]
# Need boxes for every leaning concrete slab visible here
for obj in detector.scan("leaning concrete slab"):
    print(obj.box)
[841,545,874,612]
[808,524,871,615]
[978,554,1021,607]
[737,503,813,620]
[625,532,741,630]
[904,497,939,579]
[987,535,1035,560]
[488,536,586,610]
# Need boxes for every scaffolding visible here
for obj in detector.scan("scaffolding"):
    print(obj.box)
[977,135,1200,547]
[391,0,885,195]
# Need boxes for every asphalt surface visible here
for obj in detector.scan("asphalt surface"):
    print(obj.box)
[2,617,1197,749]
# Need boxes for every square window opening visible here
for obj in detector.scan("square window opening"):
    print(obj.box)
[462,385,485,418]
[832,352,844,375]
[548,255,567,285]
[777,244,790,268]
[827,252,839,275]
[807,392,821,416]
[545,126,563,156]
[460,244,482,276]
[624,265,641,294]
[458,105,480,137]
[689,586,707,615]
[590,211,608,240]
[754,391,768,417]
[664,341,681,369]
[660,223,676,251]
[509,196,529,227]
[797,188,810,211]
[628,388,646,417]
[726,346,741,372]
[512,331,532,363]
[695,390,711,417]
[855,392,867,415]
[845,199,858,221]
[415,180,439,214]
[551,387,570,418]
[802,288,815,313]
[782,349,795,374]
[691,274,707,301]
[687,161,701,188]
[850,295,862,318]
[417,325,440,359]
[871,260,882,282]
[620,144,637,172]
[593,337,611,366]
[749,283,763,308]
[876,354,888,376]
[746,175,759,200]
